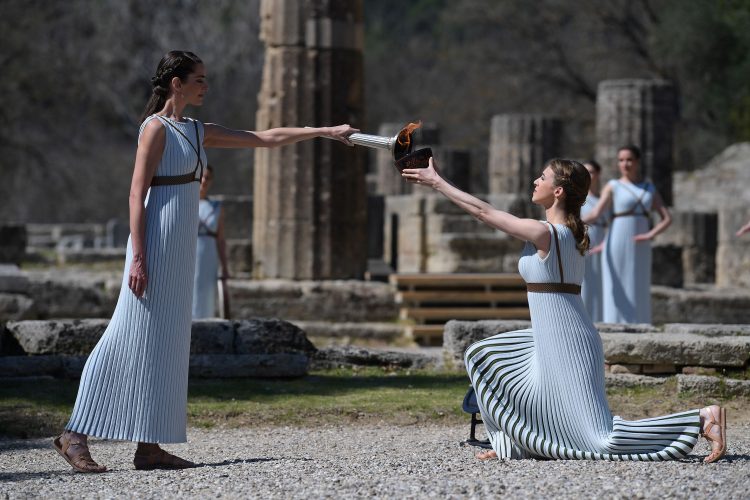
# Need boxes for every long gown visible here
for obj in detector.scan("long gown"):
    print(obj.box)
[67,115,206,443]
[192,198,222,318]
[580,193,607,322]
[602,180,654,324]
[465,223,700,460]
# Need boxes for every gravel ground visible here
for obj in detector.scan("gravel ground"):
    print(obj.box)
[1,424,748,499]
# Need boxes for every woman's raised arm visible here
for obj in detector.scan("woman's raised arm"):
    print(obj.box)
[202,123,358,149]
[582,182,613,224]
[402,158,551,252]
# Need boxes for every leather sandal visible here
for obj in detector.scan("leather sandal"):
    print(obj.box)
[701,406,727,464]
[52,433,107,473]
[133,448,197,470]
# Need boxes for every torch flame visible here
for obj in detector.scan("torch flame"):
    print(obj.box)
[396,121,422,147]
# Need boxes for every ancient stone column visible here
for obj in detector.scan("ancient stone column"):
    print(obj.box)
[253,0,366,279]
[488,114,562,195]
[595,79,678,205]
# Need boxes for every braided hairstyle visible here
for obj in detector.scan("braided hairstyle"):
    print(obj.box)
[140,50,203,123]
[548,158,591,255]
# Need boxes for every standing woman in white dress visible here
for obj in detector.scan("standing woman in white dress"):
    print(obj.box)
[402,157,725,463]
[583,145,672,324]
[53,50,358,473]
[192,165,229,319]
[580,160,607,322]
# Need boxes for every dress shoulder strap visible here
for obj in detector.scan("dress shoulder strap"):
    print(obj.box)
[547,222,564,284]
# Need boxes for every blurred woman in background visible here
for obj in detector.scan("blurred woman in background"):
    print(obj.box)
[580,160,607,322]
[583,145,671,324]
[193,165,229,319]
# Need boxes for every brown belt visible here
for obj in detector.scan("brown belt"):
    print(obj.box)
[612,212,648,218]
[526,283,581,294]
[151,171,200,186]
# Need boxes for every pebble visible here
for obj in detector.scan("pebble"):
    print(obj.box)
[0,424,747,499]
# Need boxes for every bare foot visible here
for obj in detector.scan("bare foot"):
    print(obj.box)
[700,405,727,463]
[134,443,196,470]
[52,430,107,473]
[475,449,498,461]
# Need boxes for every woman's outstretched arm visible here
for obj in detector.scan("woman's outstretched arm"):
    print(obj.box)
[402,158,550,252]
[202,123,358,148]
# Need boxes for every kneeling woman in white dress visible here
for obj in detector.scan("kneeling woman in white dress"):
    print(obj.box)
[401,158,725,463]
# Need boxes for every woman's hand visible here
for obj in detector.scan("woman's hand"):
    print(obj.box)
[325,124,359,146]
[588,242,605,255]
[128,253,148,298]
[633,232,653,242]
[736,221,750,237]
[401,157,442,188]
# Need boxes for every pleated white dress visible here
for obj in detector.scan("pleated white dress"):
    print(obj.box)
[581,194,607,322]
[465,223,700,460]
[192,198,221,319]
[67,115,206,443]
[602,180,654,324]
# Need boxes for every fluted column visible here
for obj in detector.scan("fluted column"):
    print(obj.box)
[595,79,677,205]
[488,114,562,195]
[253,0,366,279]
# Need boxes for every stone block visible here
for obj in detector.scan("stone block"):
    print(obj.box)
[0,225,26,264]
[442,319,532,368]
[0,355,63,378]
[641,363,676,374]
[0,265,30,294]
[291,321,406,342]
[595,323,660,333]
[310,345,437,370]
[189,353,309,378]
[651,244,683,287]
[609,364,642,375]
[226,239,253,276]
[234,318,316,356]
[0,293,33,322]
[595,79,677,205]
[190,320,234,354]
[601,331,750,367]
[651,285,750,324]
[677,374,750,397]
[7,319,109,355]
[24,270,119,319]
[230,280,397,322]
[213,195,253,240]
[489,114,562,195]
[604,373,668,388]
[716,206,750,288]
[664,323,750,337]
[426,233,523,273]
[681,366,717,375]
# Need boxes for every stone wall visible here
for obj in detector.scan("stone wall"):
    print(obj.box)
[443,320,750,373]
[1,318,316,378]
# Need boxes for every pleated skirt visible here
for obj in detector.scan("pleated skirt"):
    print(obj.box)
[192,235,218,319]
[602,216,652,323]
[67,183,198,443]
[465,293,701,460]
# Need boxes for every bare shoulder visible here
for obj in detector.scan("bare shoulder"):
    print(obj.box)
[141,117,166,137]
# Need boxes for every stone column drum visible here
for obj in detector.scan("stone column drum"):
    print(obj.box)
[488,114,562,195]
[253,0,366,279]
[595,79,677,205]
